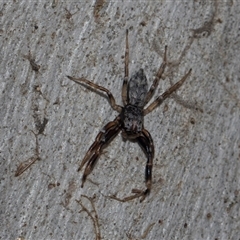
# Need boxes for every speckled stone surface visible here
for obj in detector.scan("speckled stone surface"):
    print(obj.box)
[1,1,239,239]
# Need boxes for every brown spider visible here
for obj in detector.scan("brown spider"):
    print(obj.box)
[67,29,191,202]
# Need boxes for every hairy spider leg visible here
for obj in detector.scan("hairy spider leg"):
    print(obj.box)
[132,128,154,202]
[143,68,192,115]
[138,128,154,195]
[109,128,154,202]
[78,116,121,187]
[67,76,122,113]
[77,117,120,171]
[144,46,168,105]
[122,29,129,106]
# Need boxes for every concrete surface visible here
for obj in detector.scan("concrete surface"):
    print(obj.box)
[0,1,240,239]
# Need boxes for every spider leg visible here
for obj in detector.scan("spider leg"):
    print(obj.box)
[78,116,121,187]
[110,128,154,202]
[122,29,129,106]
[143,68,192,115]
[144,46,168,105]
[67,76,122,113]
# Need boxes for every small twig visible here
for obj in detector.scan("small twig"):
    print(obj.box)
[22,52,40,72]
[15,131,40,176]
[76,195,101,240]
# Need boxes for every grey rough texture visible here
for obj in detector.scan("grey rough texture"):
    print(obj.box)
[1,1,240,239]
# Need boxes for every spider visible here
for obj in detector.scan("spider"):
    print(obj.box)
[67,29,192,202]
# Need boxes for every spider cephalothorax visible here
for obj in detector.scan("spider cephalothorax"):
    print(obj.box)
[67,29,191,202]
[121,104,143,139]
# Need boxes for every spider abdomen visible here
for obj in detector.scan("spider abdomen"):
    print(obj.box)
[128,69,148,107]
[121,104,144,138]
